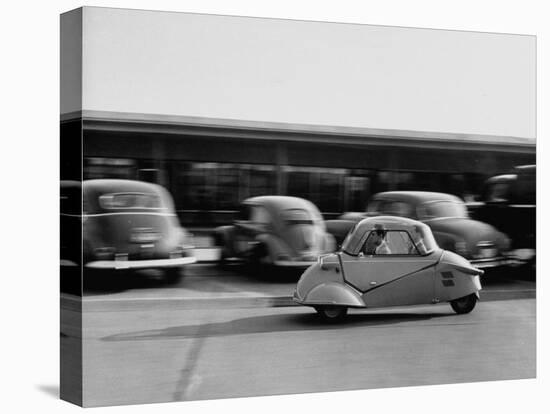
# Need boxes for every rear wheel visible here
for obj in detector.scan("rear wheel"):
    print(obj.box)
[315,306,348,322]
[450,293,478,314]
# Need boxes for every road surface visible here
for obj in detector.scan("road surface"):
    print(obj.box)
[63,297,536,407]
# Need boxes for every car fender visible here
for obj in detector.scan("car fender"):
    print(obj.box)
[323,232,337,252]
[432,230,459,252]
[304,282,365,308]
[435,250,483,302]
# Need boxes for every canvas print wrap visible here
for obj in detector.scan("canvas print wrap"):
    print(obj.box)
[60,7,536,407]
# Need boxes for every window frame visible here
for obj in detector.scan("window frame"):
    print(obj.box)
[358,229,422,257]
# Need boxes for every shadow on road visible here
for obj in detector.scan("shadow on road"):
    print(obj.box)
[83,264,301,296]
[102,310,457,342]
[83,269,184,295]
[208,262,303,283]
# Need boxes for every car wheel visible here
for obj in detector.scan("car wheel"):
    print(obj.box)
[315,306,348,322]
[164,267,183,284]
[450,293,477,314]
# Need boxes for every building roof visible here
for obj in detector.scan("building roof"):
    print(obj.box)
[66,110,536,153]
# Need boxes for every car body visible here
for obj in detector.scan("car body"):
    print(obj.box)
[467,165,535,266]
[294,216,483,321]
[214,196,336,268]
[61,179,196,280]
[327,191,510,269]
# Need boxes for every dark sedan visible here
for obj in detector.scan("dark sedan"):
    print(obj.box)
[327,191,510,269]
[61,179,196,283]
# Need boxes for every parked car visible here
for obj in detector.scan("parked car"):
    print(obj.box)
[294,216,483,321]
[467,165,535,266]
[326,191,510,269]
[61,179,196,283]
[214,196,335,268]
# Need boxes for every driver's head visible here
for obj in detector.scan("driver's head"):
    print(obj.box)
[372,227,386,245]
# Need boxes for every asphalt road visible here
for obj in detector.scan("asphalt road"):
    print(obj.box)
[67,298,536,407]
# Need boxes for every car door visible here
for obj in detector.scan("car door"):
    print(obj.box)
[341,230,437,307]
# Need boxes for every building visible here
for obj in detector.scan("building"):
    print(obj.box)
[61,110,535,225]
[61,7,535,226]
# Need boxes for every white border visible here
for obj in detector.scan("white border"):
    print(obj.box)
[1,1,546,413]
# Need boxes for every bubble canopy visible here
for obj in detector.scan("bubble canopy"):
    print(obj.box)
[341,216,438,256]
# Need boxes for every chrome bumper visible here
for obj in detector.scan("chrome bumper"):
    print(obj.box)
[85,256,196,270]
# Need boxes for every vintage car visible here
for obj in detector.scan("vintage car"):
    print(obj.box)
[467,165,535,267]
[61,179,196,282]
[294,216,483,321]
[214,196,336,268]
[327,191,510,269]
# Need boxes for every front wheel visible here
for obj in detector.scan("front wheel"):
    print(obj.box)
[315,306,348,322]
[450,293,478,314]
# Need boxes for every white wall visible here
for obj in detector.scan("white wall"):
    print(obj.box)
[79,7,535,138]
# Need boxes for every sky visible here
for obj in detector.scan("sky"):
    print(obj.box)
[72,6,535,138]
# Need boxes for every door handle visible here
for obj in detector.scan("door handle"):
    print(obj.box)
[370,281,377,286]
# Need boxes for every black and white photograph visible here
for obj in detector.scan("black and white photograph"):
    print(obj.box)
[59,5,537,407]
[3,1,547,413]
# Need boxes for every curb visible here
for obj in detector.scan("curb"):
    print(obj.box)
[63,288,535,312]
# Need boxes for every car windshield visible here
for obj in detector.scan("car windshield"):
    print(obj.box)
[342,221,438,256]
[99,192,163,210]
[281,209,314,225]
[418,201,467,220]
[361,230,420,255]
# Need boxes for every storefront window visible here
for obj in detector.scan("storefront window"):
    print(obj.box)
[285,166,346,213]
[248,166,276,198]
[84,157,136,180]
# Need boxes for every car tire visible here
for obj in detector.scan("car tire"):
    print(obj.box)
[450,293,477,314]
[164,267,183,284]
[315,306,348,322]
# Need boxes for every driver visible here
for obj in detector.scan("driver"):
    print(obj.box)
[364,226,392,255]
